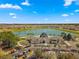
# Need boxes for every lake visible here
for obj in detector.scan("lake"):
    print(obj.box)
[14,29,72,37]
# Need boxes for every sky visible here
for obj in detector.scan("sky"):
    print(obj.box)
[0,0,79,24]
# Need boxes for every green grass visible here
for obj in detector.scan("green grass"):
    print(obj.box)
[54,28,79,36]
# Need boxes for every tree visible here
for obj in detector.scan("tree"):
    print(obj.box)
[61,32,67,40]
[0,31,19,48]
[61,32,73,41]
[66,33,72,41]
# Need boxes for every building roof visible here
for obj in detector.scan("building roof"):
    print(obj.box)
[40,32,48,38]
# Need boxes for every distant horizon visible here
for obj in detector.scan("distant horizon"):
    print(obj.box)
[0,23,79,25]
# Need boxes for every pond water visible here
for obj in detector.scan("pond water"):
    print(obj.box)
[14,29,72,37]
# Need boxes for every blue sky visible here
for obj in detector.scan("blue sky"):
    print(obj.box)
[0,0,79,24]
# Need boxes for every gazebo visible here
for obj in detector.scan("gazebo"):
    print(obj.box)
[40,32,48,38]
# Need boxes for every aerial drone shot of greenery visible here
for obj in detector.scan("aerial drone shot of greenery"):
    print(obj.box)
[0,24,79,59]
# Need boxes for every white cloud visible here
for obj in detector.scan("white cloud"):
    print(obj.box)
[75,9,79,12]
[21,0,30,6]
[9,13,16,16]
[64,0,73,6]
[64,0,79,6]
[0,3,22,10]
[9,13,17,19]
[62,14,69,17]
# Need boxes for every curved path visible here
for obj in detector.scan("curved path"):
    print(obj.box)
[17,41,79,53]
